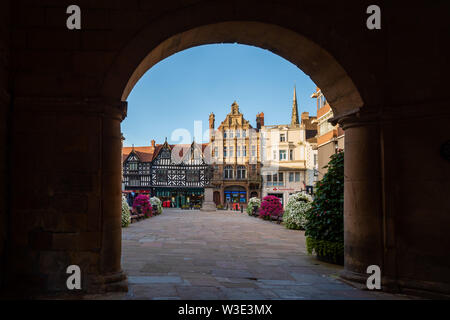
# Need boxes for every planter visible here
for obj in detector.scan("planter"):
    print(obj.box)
[305,237,344,266]
[316,254,344,266]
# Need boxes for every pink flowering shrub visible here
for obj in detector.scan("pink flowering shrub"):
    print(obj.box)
[132,194,153,218]
[259,195,283,219]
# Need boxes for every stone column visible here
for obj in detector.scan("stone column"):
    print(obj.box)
[337,113,385,287]
[4,97,127,296]
[201,187,216,211]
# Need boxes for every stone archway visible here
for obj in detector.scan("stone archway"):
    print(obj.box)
[2,1,449,298]
[102,21,363,117]
[103,20,375,293]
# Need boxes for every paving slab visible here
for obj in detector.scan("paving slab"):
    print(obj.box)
[83,209,410,300]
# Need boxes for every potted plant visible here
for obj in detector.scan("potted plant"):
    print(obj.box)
[132,194,152,218]
[150,196,163,215]
[305,151,344,265]
[216,204,224,210]
[246,197,261,216]
[259,195,283,221]
[283,192,313,230]
[121,195,131,227]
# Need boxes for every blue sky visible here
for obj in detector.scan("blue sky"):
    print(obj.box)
[122,44,318,147]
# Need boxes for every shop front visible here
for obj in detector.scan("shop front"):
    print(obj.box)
[224,186,247,206]
[154,188,204,208]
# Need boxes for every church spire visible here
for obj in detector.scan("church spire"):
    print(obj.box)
[291,86,300,126]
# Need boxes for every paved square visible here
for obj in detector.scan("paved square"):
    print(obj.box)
[94,209,409,300]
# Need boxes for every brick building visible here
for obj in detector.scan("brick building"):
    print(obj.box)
[311,87,344,180]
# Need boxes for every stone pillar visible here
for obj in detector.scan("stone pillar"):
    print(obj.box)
[201,187,216,211]
[338,113,385,287]
[3,97,127,296]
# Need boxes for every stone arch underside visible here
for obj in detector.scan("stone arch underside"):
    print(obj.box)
[101,21,364,118]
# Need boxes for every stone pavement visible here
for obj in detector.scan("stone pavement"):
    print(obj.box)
[89,209,409,300]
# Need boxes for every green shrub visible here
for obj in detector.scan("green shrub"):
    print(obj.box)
[283,192,313,230]
[121,195,131,227]
[305,151,344,263]
[306,237,344,262]
[246,197,261,215]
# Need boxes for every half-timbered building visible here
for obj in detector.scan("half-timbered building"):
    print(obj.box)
[122,139,211,207]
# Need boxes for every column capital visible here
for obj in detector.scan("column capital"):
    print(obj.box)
[13,96,128,121]
[330,108,380,130]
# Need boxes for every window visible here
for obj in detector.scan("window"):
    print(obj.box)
[236,130,240,138]
[129,163,138,170]
[280,133,286,142]
[214,147,218,157]
[279,150,287,161]
[224,165,233,179]
[252,145,256,157]
[237,165,246,179]
[237,146,241,157]
[295,172,300,182]
[223,131,227,139]
[273,150,277,160]
[290,149,294,160]
[229,146,234,157]
[319,94,327,108]
[243,146,247,157]
[272,173,278,184]
[229,130,234,138]
[223,146,227,157]
[242,130,246,138]
[314,154,317,166]
[289,172,294,182]
[279,172,284,186]
[266,173,272,186]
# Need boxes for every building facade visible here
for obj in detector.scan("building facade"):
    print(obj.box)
[311,87,344,180]
[209,102,263,207]
[122,139,211,207]
[261,87,318,207]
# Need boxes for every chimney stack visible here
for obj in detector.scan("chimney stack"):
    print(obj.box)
[151,139,155,147]
[256,112,265,130]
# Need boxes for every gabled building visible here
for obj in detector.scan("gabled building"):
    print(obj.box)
[122,139,211,207]
[260,87,318,207]
[209,101,263,206]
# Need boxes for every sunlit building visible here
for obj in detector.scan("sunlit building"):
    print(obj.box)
[208,102,263,207]
[260,87,318,207]
[311,87,344,180]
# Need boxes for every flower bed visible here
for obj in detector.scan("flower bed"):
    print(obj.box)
[132,194,152,218]
[150,196,163,215]
[246,197,261,216]
[121,195,131,227]
[259,195,283,220]
[283,192,313,230]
